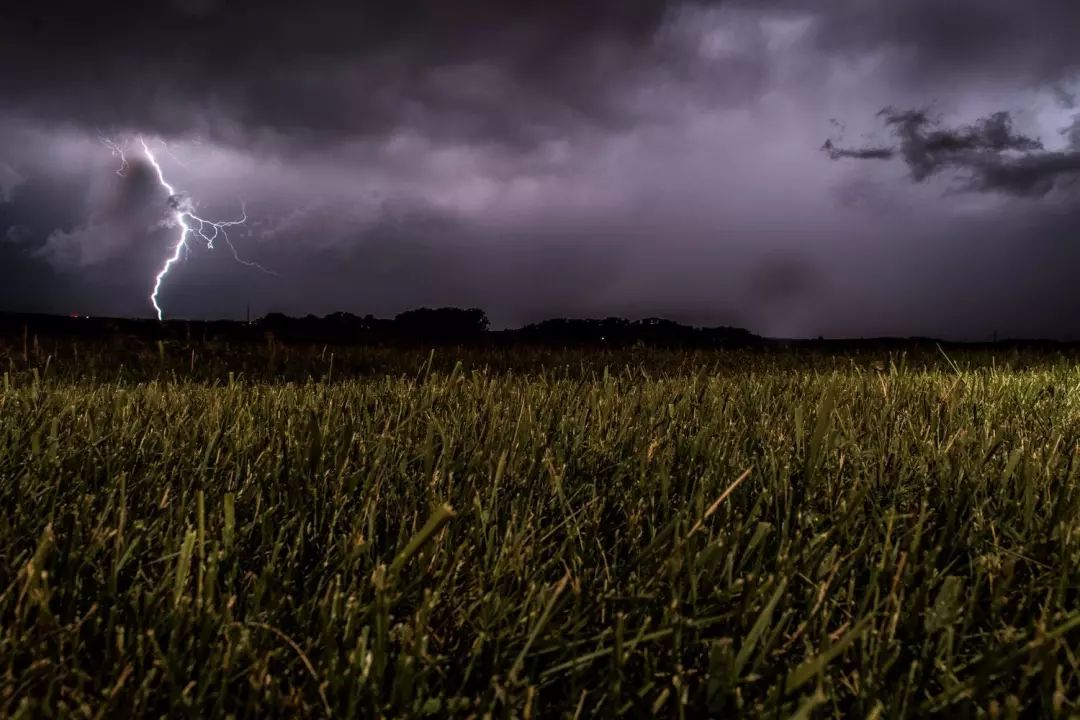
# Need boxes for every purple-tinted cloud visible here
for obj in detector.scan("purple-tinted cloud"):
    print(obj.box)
[1,1,1080,337]
[826,108,1080,197]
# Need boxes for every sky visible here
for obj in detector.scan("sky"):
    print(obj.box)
[2,0,1080,338]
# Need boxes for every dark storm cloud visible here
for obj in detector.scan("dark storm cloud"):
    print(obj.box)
[820,140,894,161]
[1063,116,1080,149]
[0,0,676,147]
[4,0,1080,337]
[4,0,1077,158]
[754,0,1080,86]
[39,155,171,267]
[826,109,1080,198]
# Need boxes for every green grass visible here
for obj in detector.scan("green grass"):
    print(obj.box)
[2,342,1080,717]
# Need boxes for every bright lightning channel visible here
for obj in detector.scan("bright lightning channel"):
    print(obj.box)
[103,135,274,320]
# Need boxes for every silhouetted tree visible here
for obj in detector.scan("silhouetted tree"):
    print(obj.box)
[393,307,489,340]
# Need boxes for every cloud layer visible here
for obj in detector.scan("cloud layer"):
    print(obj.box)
[2,0,1080,337]
[825,108,1080,197]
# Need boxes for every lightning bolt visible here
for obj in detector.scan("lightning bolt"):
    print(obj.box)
[103,135,274,320]
[102,137,130,177]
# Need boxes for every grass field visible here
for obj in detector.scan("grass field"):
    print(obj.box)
[3,340,1080,717]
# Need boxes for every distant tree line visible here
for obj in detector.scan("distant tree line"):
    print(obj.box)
[261,307,491,342]
[4,308,1079,351]
[256,309,757,347]
[0,307,762,348]
[514,317,758,348]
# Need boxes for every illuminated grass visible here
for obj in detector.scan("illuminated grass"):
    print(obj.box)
[2,344,1080,716]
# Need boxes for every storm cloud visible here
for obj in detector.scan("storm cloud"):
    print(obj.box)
[2,0,1080,337]
[825,109,1080,197]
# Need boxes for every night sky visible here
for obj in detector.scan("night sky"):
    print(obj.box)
[3,0,1080,338]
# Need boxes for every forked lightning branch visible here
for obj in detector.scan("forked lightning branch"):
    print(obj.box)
[103,136,274,320]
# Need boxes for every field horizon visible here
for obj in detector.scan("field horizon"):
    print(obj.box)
[2,309,1073,350]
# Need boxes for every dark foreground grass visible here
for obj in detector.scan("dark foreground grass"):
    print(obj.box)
[2,346,1080,717]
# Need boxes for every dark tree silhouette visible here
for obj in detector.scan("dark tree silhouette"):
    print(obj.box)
[394,307,490,340]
